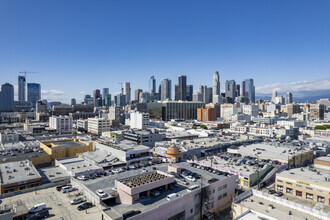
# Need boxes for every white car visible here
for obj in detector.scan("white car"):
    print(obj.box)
[62,186,75,193]
[96,190,107,198]
[77,175,88,181]
[112,169,120,174]
[185,176,196,182]
[142,168,148,173]
[112,187,117,191]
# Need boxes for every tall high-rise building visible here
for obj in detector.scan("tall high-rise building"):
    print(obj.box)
[212,71,221,104]
[114,94,126,107]
[149,75,156,93]
[84,95,94,105]
[175,75,187,101]
[18,75,26,101]
[27,83,41,106]
[236,84,240,97]
[70,98,76,105]
[135,89,143,102]
[102,88,109,106]
[123,82,131,104]
[272,90,277,103]
[285,92,293,104]
[241,81,246,97]
[186,85,193,101]
[160,78,171,101]
[0,83,14,112]
[93,89,101,106]
[225,80,237,99]
[104,94,112,107]
[244,79,255,103]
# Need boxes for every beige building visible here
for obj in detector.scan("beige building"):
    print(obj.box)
[275,167,330,206]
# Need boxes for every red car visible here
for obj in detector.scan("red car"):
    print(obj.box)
[56,184,71,192]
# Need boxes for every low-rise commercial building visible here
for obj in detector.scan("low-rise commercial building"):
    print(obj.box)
[275,167,330,206]
[228,143,314,168]
[123,130,165,147]
[232,189,329,220]
[39,137,94,165]
[0,160,42,194]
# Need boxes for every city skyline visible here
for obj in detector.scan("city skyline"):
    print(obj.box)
[0,0,329,102]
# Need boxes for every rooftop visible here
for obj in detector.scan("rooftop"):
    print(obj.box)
[279,167,330,187]
[118,171,171,188]
[315,156,330,162]
[233,143,311,161]
[56,157,101,174]
[233,189,329,220]
[0,160,41,185]
[51,141,85,149]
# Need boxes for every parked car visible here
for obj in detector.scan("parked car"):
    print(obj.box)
[275,191,283,197]
[168,183,175,190]
[28,209,49,219]
[142,168,148,173]
[70,197,86,205]
[28,203,46,214]
[185,176,196,182]
[96,190,107,198]
[77,175,88,181]
[62,186,75,193]
[129,165,136,170]
[268,189,276,194]
[56,184,71,191]
[151,190,160,197]
[77,202,93,211]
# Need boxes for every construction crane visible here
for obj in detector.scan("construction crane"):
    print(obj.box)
[19,71,38,78]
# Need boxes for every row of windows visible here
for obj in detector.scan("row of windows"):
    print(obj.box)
[217,192,227,200]
[277,185,327,204]
[218,184,227,191]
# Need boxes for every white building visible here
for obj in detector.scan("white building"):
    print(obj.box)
[242,104,259,117]
[77,119,88,132]
[130,111,149,129]
[0,130,19,143]
[221,104,237,121]
[109,106,121,121]
[49,115,73,133]
[87,117,110,135]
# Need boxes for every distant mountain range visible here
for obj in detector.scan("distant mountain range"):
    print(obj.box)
[256,89,330,102]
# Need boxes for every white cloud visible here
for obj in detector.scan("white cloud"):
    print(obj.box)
[256,78,330,97]
[41,89,65,95]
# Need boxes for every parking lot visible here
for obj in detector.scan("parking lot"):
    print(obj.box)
[1,187,102,220]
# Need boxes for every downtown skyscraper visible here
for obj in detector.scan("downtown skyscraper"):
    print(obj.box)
[244,78,255,103]
[27,83,41,107]
[123,82,131,104]
[175,75,187,101]
[18,75,26,101]
[160,78,171,101]
[212,71,221,104]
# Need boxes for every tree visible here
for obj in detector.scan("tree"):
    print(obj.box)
[200,124,207,130]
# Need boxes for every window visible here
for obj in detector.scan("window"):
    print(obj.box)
[277,180,283,183]
[190,209,193,214]
[223,193,227,198]
[317,196,325,203]
[286,182,292,185]
[306,193,313,200]
[218,195,223,200]
[296,190,302,197]
[296,184,302,187]
[223,184,227,189]
[218,186,222,191]
[306,187,313,191]
[213,189,215,193]
[277,185,283,192]
[286,188,293,194]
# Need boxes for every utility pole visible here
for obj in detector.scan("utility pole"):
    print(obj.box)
[200,176,203,220]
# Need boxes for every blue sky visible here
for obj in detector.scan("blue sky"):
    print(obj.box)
[0,0,329,102]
